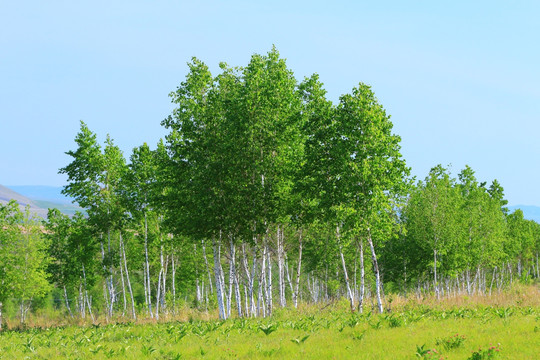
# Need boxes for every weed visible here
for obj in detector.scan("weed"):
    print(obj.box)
[369,319,383,329]
[258,323,277,336]
[141,344,157,356]
[386,314,404,328]
[290,334,310,345]
[22,335,36,353]
[352,330,366,341]
[467,344,501,359]
[435,333,466,350]
[415,344,444,359]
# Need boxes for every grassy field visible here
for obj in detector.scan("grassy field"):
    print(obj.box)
[1,285,539,359]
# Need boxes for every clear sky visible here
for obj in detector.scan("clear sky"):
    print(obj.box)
[1,1,538,206]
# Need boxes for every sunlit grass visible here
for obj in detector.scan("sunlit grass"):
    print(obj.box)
[0,284,538,359]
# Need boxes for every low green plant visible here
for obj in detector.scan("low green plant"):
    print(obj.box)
[258,323,277,336]
[467,344,501,359]
[290,334,309,345]
[435,333,466,350]
[351,330,366,341]
[415,344,444,359]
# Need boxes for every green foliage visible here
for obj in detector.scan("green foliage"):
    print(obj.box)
[467,344,501,360]
[0,201,51,312]
[436,333,467,350]
[415,344,442,359]
[258,323,277,336]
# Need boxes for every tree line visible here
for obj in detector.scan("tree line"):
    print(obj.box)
[1,48,539,325]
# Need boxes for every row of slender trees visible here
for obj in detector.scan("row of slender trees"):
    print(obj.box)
[1,48,539,324]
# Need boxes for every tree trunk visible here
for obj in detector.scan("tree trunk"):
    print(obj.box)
[358,238,365,313]
[212,235,227,320]
[159,243,166,313]
[64,285,73,318]
[156,268,163,320]
[241,242,252,316]
[367,229,383,313]
[82,264,94,322]
[259,241,267,317]
[285,231,303,309]
[434,248,440,299]
[100,239,111,317]
[277,225,286,307]
[536,253,540,279]
[293,232,303,308]
[227,237,242,318]
[227,241,234,318]
[107,229,115,318]
[144,211,153,318]
[171,252,177,314]
[120,253,127,316]
[337,225,355,312]
[121,233,136,320]
[232,248,242,318]
[265,234,273,316]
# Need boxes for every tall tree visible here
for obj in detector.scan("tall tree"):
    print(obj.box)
[403,165,462,297]
[60,122,128,317]
[0,201,51,325]
[303,82,409,312]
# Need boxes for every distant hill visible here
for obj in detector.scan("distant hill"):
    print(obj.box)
[6,185,73,204]
[0,184,49,218]
[508,205,540,223]
[1,185,83,218]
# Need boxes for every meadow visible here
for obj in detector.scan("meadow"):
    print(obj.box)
[1,285,539,359]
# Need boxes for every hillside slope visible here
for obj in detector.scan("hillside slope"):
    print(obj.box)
[4,185,84,216]
[0,184,48,218]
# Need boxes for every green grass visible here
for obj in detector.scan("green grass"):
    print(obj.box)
[0,302,538,359]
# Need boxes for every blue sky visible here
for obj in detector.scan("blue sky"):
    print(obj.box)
[1,1,538,206]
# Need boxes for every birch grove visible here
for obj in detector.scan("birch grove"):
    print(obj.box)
[1,48,539,325]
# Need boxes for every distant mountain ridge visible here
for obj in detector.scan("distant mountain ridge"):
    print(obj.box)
[6,185,72,204]
[0,184,49,218]
[1,185,82,217]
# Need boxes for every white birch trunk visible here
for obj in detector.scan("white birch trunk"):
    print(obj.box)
[241,242,255,316]
[159,243,166,312]
[358,238,365,313]
[171,252,176,314]
[120,254,127,316]
[265,235,273,316]
[156,268,163,320]
[144,211,153,318]
[293,231,302,308]
[337,225,355,312]
[100,239,111,317]
[233,257,242,317]
[64,285,73,318]
[259,242,267,317]
[277,226,286,307]
[121,234,136,320]
[107,229,115,318]
[212,235,227,320]
[434,249,440,299]
[82,264,94,322]
[367,229,383,313]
